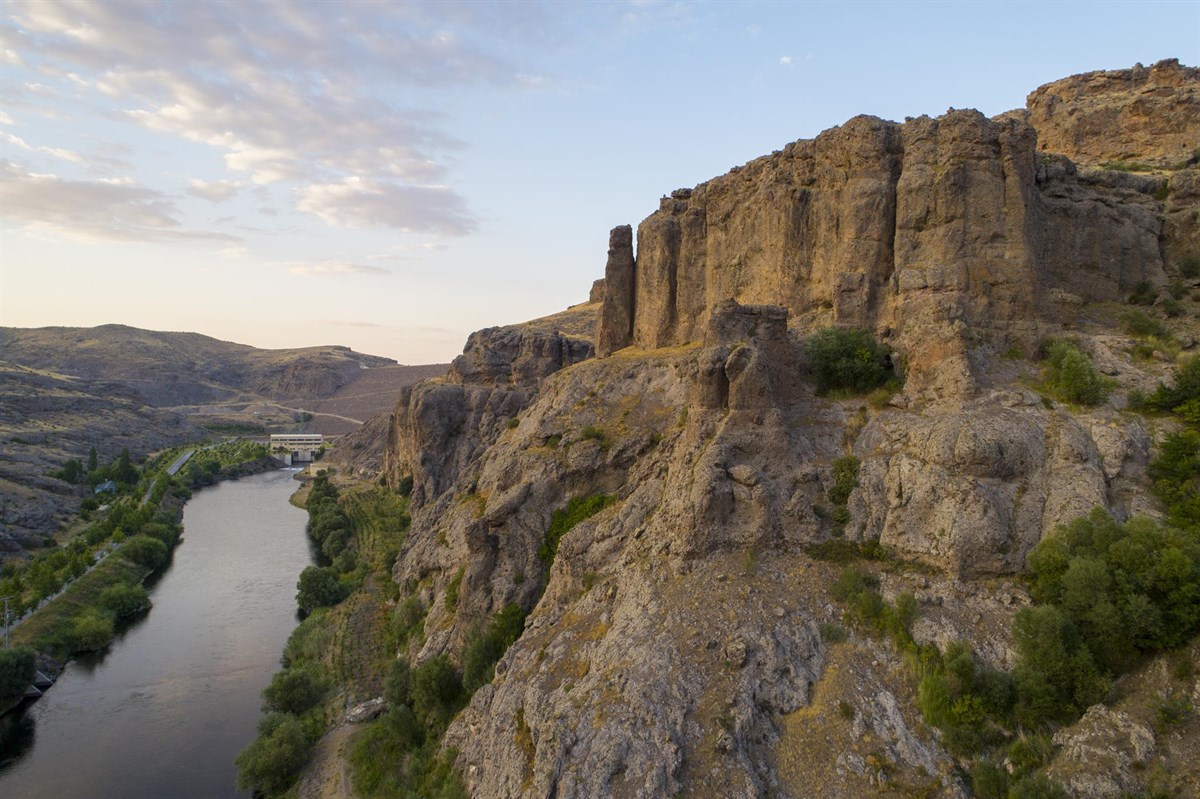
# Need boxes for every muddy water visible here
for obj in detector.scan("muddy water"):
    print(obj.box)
[0,468,312,798]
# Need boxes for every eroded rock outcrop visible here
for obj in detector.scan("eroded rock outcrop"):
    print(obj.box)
[596,62,1199,401]
[375,62,1200,799]
[1027,58,1199,167]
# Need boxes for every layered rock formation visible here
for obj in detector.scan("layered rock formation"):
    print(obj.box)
[595,59,1198,401]
[1027,58,1199,166]
[376,62,1200,799]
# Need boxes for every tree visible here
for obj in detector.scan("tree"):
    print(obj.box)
[263,663,329,714]
[71,610,115,652]
[87,447,98,473]
[235,713,310,795]
[806,327,894,394]
[100,583,151,617]
[411,655,463,731]
[120,535,169,569]
[0,647,36,709]
[296,566,346,614]
[114,448,138,486]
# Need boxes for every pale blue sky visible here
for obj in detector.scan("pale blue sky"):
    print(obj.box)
[2,1,1198,363]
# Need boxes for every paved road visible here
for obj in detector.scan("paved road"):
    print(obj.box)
[166,449,195,476]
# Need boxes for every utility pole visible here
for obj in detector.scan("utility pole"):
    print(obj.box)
[1,595,13,648]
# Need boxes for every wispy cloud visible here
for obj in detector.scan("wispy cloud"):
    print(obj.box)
[0,159,237,243]
[2,1,544,234]
[296,178,476,234]
[187,178,242,202]
[778,55,793,67]
[2,131,82,162]
[285,260,391,277]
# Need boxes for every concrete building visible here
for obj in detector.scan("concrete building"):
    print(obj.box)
[269,434,323,466]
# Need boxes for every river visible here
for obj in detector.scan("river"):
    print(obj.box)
[0,468,312,799]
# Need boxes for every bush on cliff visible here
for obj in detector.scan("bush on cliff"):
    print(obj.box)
[1039,339,1111,406]
[806,327,894,395]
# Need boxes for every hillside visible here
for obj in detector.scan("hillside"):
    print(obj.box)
[0,325,443,557]
[0,324,397,407]
[340,60,1200,799]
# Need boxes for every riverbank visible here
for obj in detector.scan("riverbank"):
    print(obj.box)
[0,468,314,799]
[2,448,283,716]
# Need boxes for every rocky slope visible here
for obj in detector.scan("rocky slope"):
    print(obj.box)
[372,62,1200,798]
[0,361,204,553]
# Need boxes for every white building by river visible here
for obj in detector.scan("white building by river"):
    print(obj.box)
[268,434,323,465]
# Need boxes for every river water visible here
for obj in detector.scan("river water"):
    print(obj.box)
[0,469,312,799]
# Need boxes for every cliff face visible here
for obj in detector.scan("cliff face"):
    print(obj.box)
[1026,59,1200,167]
[596,60,1197,401]
[378,63,1200,799]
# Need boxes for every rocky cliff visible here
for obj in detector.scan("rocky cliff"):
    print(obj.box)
[597,60,1198,403]
[376,62,1200,799]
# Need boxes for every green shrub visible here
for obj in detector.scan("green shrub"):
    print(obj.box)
[1119,308,1171,339]
[296,566,347,615]
[970,759,1008,799]
[1177,252,1200,279]
[263,663,329,714]
[1153,689,1193,729]
[818,622,847,643]
[807,327,894,394]
[1127,281,1159,306]
[462,604,527,694]
[235,712,311,795]
[99,583,151,617]
[579,425,608,446]
[539,494,616,568]
[1148,429,1200,530]
[1142,355,1200,419]
[71,609,115,652]
[396,474,414,497]
[282,610,333,667]
[411,655,463,732]
[119,535,169,569]
[1040,340,1111,406]
[1161,297,1184,317]
[384,658,413,710]
[444,567,464,612]
[394,595,427,645]
[829,456,860,506]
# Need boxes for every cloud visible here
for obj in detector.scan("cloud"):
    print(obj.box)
[779,55,793,66]
[1,131,82,162]
[296,178,476,234]
[285,260,390,277]
[0,159,238,242]
[187,178,242,202]
[325,319,384,328]
[2,1,551,233]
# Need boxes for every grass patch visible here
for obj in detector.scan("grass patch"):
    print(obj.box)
[538,494,616,569]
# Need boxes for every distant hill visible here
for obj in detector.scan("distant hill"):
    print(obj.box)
[0,324,448,557]
[0,324,397,406]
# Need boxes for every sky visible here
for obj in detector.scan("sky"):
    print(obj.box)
[2,1,1198,364]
